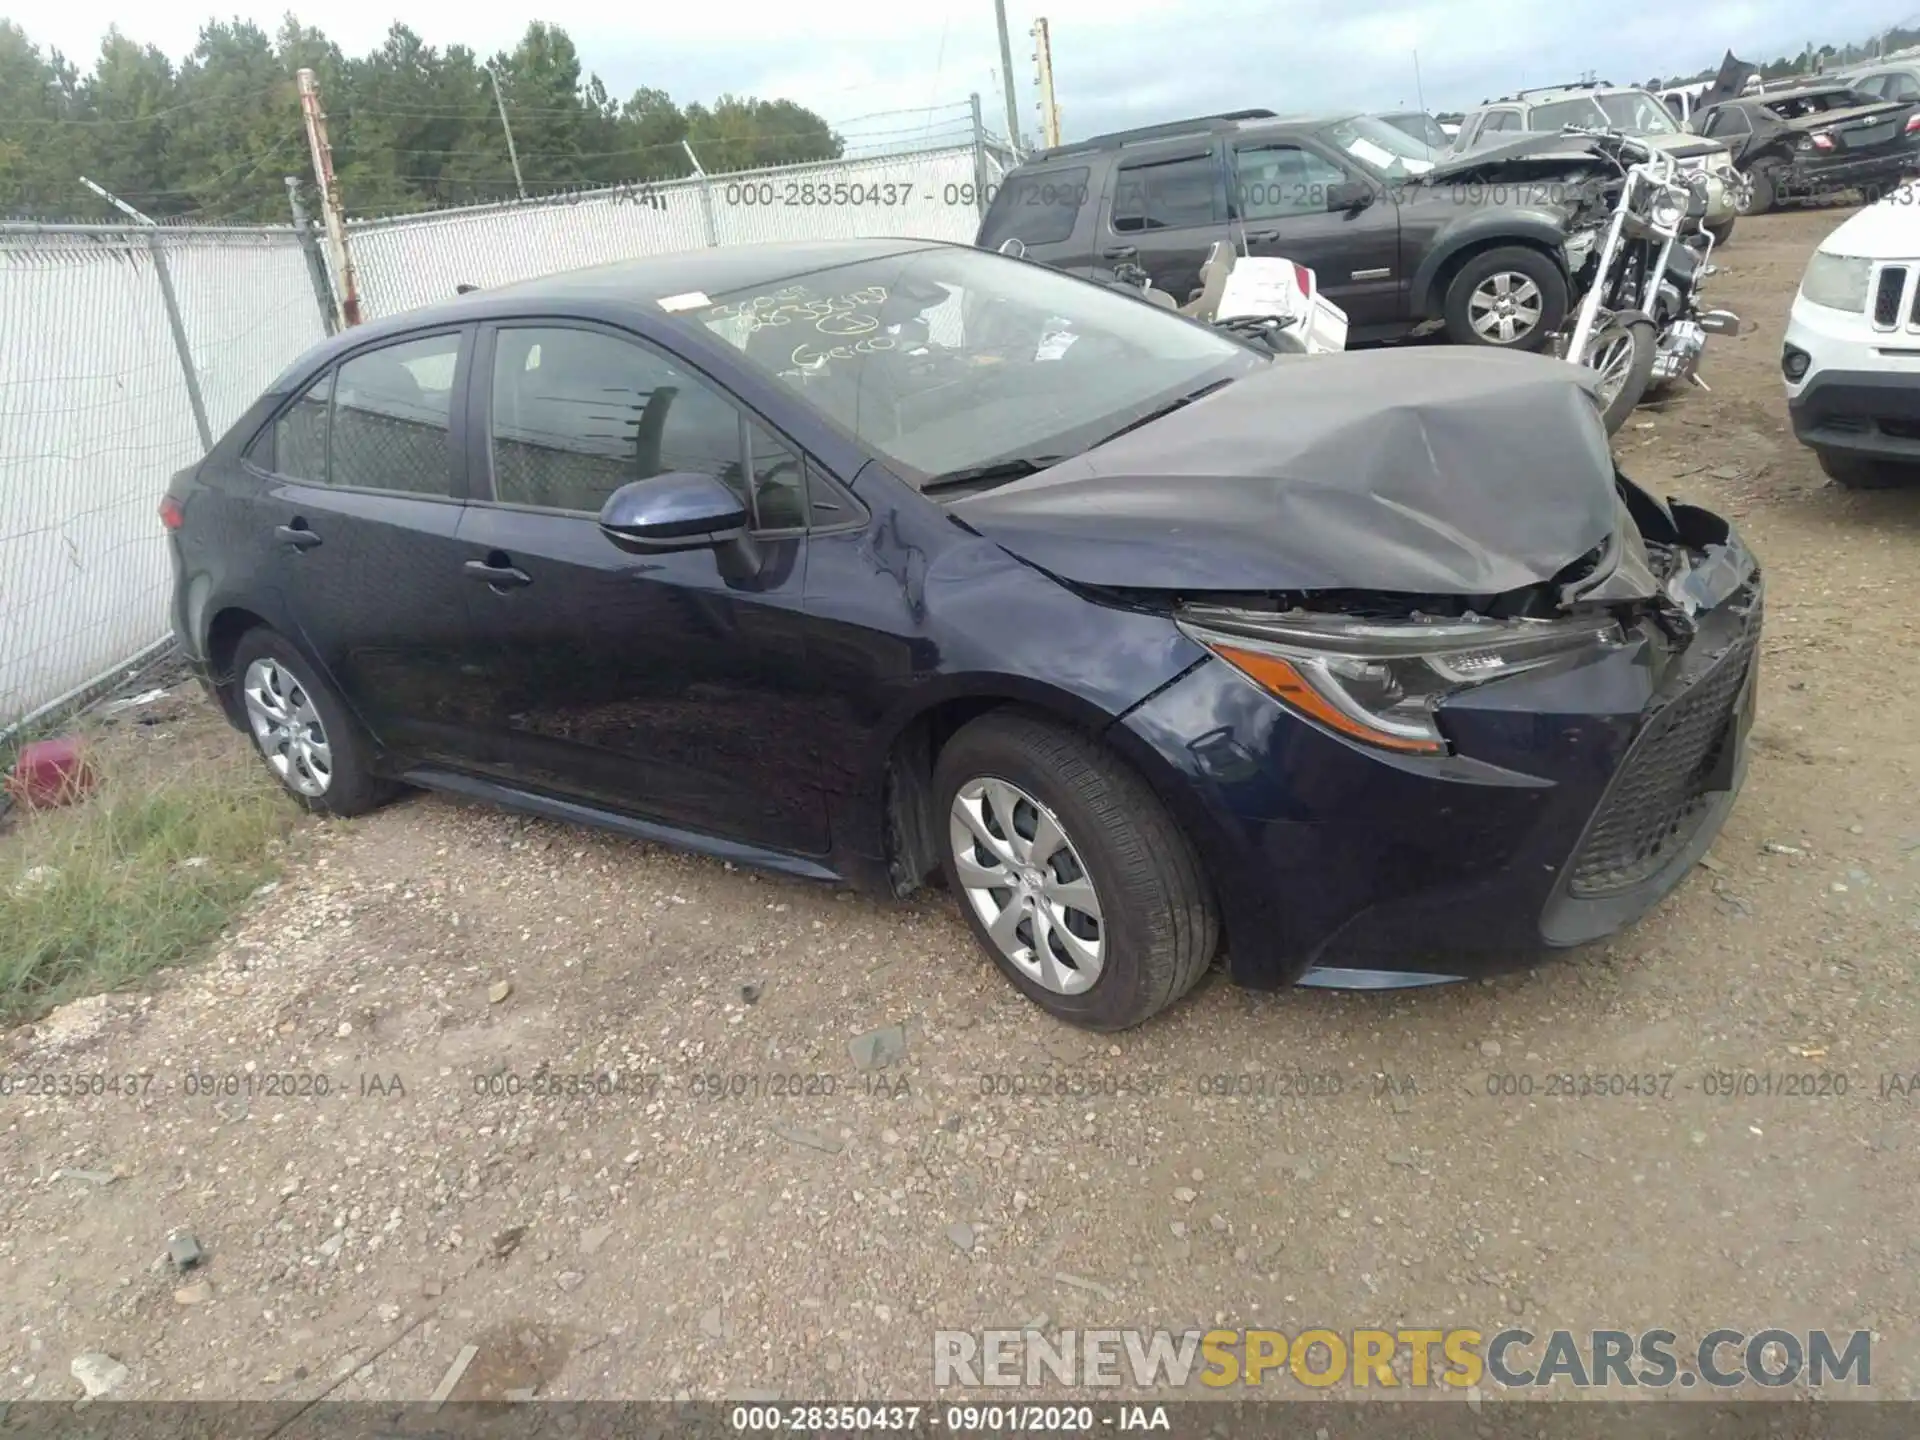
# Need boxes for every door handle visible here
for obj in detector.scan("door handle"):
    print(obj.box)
[274,523,321,552]
[1102,244,1137,259]
[463,558,532,590]
[1246,230,1280,243]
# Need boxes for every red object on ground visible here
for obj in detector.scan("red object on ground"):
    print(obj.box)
[6,737,98,810]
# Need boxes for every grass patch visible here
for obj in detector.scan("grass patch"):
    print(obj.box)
[0,737,301,1025]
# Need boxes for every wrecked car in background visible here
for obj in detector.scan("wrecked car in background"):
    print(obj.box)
[165,239,1762,1032]
[1692,82,1920,214]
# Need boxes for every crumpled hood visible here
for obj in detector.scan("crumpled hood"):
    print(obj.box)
[950,347,1618,596]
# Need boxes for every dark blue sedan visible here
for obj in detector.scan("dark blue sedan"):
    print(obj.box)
[162,238,1761,1029]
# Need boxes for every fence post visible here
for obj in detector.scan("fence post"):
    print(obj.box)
[970,93,990,220]
[79,176,213,452]
[682,140,719,247]
[286,175,339,337]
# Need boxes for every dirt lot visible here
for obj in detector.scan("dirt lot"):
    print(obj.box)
[3,206,1918,1410]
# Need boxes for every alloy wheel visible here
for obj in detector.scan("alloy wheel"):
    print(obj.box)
[1588,326,1641,407]
[1467,271,1543,343]
[242,657,333,797]
[948,776,1105,995]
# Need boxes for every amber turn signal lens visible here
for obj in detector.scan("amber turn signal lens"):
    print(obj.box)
[1210,644,1446,755]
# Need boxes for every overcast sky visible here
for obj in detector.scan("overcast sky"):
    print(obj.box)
[17,0,1917,142]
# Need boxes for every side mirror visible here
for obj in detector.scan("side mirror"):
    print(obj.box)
[1326,179,1374,213]
[598,472,750,553]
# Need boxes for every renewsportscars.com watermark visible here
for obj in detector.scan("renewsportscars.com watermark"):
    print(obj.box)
[933,1327,1872,1391]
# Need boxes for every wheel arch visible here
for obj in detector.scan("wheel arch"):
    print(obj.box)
[1413,220,1568,318]
[203,605,276,727]
[873,674,1177,898]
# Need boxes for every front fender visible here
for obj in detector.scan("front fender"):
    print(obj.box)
[1411,211,1571,316]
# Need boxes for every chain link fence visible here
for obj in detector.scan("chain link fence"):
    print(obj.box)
[347,139,1010,320]
[1,125,1015,728]
[0,224,329,729]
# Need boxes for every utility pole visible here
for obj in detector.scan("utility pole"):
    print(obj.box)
[1031,18,1061,149]
[993,0,1022,153]
[488,63,527,201]
[297,67,361,328]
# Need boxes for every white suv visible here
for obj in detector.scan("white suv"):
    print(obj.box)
[1783,190,1920,487]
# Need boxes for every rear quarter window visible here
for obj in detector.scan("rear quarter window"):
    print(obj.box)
[979,165,1092,249]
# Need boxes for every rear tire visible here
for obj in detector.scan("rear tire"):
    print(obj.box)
[1816,450,1917,489]
[230,628,393,816]
[933,711,1218,1031]
[1442,246,1568,351]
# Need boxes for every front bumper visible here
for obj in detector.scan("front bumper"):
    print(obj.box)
[1788,367,1920,463]
[1116,516,1762,988]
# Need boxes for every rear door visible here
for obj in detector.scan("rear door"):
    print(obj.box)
[1227,136,1402,327]
[1101,140,1227,302]
[1701,104,1759,166]
[453,319,828,856]
[241,326,490,766]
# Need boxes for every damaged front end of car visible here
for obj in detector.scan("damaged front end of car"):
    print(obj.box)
[1165,468,1757,762]
[951,346,1762,986]
[1116,481,1760,987]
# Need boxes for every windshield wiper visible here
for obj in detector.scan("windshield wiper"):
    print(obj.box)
[1087,377,1237,448]
[921,456,1065,493]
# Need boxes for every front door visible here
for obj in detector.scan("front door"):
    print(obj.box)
[1228,139,1404,328]
[455,321,829,856]
[249,326,490,766]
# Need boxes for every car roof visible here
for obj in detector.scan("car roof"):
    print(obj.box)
[1518,86,1647,103]
[1018,110,1350,165]
[269,237,949,385]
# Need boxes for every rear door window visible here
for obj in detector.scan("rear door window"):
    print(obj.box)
[330,333,462,496]
[1111,151,1220,232]
[978,166,1091,249]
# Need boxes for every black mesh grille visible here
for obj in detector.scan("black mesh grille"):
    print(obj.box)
[1566,602,1760,898]
[1875,265,1908,328]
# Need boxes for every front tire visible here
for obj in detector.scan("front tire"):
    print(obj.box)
[934,711,1218,1031]
[1442,246,1568,351]
[231,628,392,816]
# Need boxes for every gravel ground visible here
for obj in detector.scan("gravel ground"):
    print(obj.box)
[2,205,1917,1409]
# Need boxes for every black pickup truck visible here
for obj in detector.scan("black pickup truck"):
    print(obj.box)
[976,108,1588,350]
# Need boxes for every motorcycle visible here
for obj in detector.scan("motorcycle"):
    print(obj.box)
[1554,127,1744,433]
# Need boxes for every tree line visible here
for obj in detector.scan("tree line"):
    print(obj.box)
[0,17,844,222]
[1647,23,1920,89]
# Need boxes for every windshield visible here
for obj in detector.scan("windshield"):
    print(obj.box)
[1323,115,1438,176]
[1532,92,1677,135]
[670,247,1263,485]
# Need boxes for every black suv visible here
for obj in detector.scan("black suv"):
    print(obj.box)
[977,109,1583,350]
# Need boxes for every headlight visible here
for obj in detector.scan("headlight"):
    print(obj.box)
[1650,189,1686,231]
[1800,251,1871,313]
[1175,607,1624,755]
